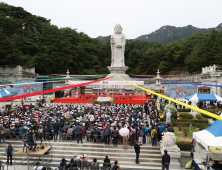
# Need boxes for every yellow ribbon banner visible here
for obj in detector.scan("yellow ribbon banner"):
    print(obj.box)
[118,75,222,121]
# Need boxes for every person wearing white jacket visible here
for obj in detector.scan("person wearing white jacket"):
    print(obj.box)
[88,113,94,125]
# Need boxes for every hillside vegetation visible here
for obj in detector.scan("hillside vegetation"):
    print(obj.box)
[1,3,222,75]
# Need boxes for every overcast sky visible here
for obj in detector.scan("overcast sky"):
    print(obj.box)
[4,0,222,39]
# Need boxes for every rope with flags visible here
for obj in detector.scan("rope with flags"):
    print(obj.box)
[118,75,222,121]
[0,76,114,103]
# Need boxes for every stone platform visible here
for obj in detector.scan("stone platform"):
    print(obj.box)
[0,140,162,169]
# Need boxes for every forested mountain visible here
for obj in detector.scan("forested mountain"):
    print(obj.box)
[97,24,222,44]
[97,35,111,43]
[1,3,222,75]
[135,24,222,44]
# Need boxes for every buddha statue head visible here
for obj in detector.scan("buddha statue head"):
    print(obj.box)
[114,23,122,34]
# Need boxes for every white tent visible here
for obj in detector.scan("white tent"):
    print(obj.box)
[193,129,222,151]
[193,115,222,160]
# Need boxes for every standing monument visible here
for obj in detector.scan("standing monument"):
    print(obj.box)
[107,24,130,79]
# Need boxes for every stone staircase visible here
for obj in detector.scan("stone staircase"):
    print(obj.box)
[0,140,162,169]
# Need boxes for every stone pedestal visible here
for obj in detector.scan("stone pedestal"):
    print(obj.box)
[160,132,181,169]
[107,66,131,80]
[107,66,128,74]
[190,110,201,118]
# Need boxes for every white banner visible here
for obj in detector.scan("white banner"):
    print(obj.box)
[14,95,42,102]
[97,97,111,102]
[68,80,144,85]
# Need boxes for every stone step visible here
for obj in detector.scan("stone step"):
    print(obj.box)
[4,162,163,170]
[9,156,162,167]
[5,141,160,150]
[1,141,163,169]
[0,150,162,159]
[0,146,160,154]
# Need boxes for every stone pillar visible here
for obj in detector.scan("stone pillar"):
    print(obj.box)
[159,132,181,169]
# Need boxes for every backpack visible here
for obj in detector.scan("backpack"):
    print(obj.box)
[26,136,32,143]
[104,127,109,136]
[173,113,177,119]
[145,128,150,135]
[113,130,118,137]
[152,129,157,138]
[140,130,144,136]
[131,129,136,137]
[164,154,170,164]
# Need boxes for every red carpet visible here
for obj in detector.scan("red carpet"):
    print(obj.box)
[54,94,151,104]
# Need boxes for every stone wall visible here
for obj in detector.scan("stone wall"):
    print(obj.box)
[0,65,36,84]
[179,151,191,167]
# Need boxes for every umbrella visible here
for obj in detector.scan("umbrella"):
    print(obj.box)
[119,127,129,137]
[185,93,222,102]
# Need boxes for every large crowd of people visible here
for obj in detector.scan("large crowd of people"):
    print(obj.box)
[0,100,172,169]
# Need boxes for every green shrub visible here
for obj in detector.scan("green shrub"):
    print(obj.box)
[201,109,221,118]
[177,109,191,112]
[176,141,192,151]
[178,119,208,124]
[191,127,196,131]
[179,113,193,119]
[183,127,189,137]
[201,113,212,118]
[178,123,183,131]
[5,104,12,109]
[204,109,221,113]
[196,114,204,120]
[173,122,211,129]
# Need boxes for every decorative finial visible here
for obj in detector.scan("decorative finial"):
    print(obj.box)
[66,69,70,78]
[157,69,160,78]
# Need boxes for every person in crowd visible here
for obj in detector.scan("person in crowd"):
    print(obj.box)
[0,124,5,144]
[63,124,69,133]
[173,112,178,122]
[5,142,14,166]
[145,125,151,145]
[44,126,53,140]
[53,120,60,142]
[60,158,67,168]
[4,126,11,137]
[151,125,157,146]
[18,124,26,134]
[67,125,74,139]
[167,124,174,133]
[112,160,120,170]
[90,158,99,169]
[80,154,89,166]
[162,150,170,170]
[67,159,77,169]
[104,124,111,145]
[159,123,166,140]
[130,125,136,146]
[121,126,129,150]
[134,140,141,164]
[137,126,144,145]
[74,123,83,144]
[112,127,118,146]
[103,155,110,165]
[33,162,42,170]
[26,132,37,152]
[70,153,80,162]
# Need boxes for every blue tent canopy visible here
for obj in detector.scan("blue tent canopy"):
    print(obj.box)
[185,93,222,101]
[206,119,222,137]
[0,88,13,98]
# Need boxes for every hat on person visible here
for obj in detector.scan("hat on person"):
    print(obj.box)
[83,154,86,158]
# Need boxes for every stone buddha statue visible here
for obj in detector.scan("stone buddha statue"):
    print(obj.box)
[110,24,126,67]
